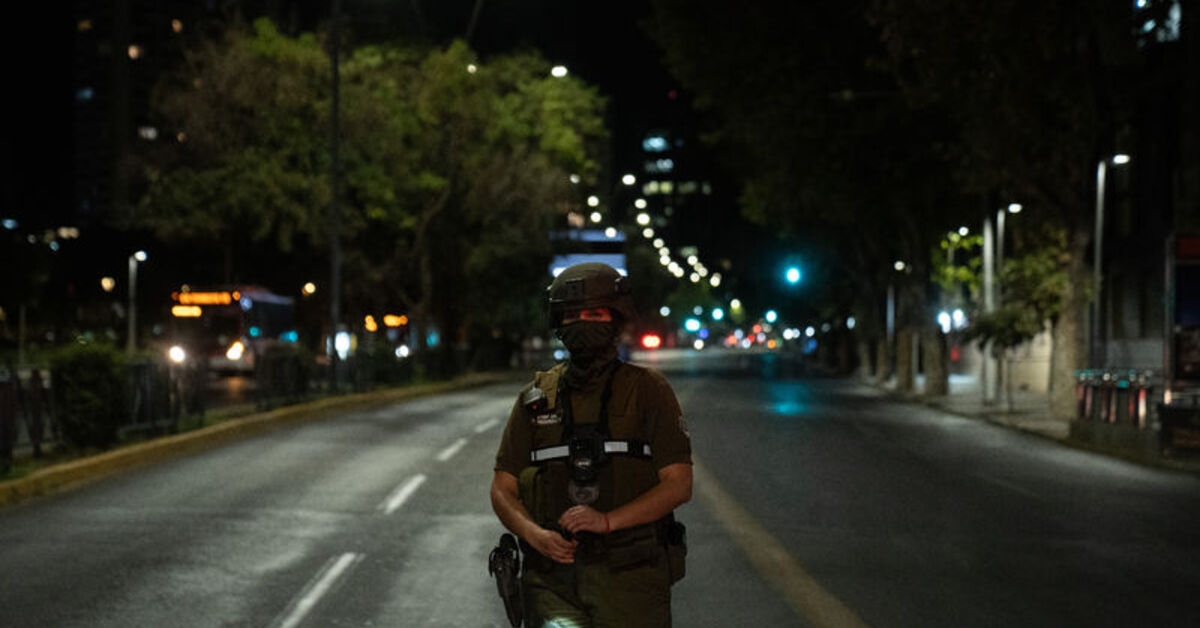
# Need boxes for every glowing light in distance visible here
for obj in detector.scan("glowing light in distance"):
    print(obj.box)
[168,346,186,364]
[622,173,637,185]
[637,213,651,225]
[641,333,662,349]
[226,340,246,361]
[551,65,568,78]
[587,195,600,207]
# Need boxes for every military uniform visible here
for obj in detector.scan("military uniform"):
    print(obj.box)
[494,357,691,627]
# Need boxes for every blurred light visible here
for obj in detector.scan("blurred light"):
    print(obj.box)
[168,345,187,364]
[958,226,969,236]
[894,260,907,271]
[622,174,637,185]
[395,345,411,359]
[133,250,148,262]
[641,333,662,350]
[2,219,16,230]
[171,305,202,318]
[693,339,705,350]
[712,308,725,321]
[281,330,299,343]
[698,328,709,340]
[805,326,815,337]
[248,326,262,338]
[690,273,700,283]
[952,309,967,330]
[659,306,671,316]
[171,19,183,34]
[101,277,116,292]
[570,174,581,184]
[587,195,600,207]
[693,306,703,315]
[364,315,379,333]
[637,212,651,225]
[765,310,778,324]
[127,45,143,60]
[785,267,802,284]
[335,332,352,359]
[426,331,440,348]
[384,314,408,327]
[467,63,478,74]
[653,238,664,248]
[1008,203,1023,214]
[1112,153,1131,165]
[303,282,317,295]
[937,311,952,333]
[551,65,568,78]
[684,318,702,332]
[846,316,856,329]
[590,211,602,223]
[642,228,654,239]
[226,340,246,361]
[634,198,647,209]
[604,227,617,238]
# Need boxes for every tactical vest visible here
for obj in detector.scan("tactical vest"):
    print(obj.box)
[518,362,658,527]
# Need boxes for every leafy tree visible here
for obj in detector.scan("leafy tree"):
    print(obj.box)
[129,19,607,371]
[131,18,331,282]
[867,0,1139,418]
[646,0,969,393]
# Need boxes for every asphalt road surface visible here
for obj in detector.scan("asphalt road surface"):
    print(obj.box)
[2,348,1198,627]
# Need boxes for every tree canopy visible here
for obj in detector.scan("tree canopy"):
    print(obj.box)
[128,18,608,360]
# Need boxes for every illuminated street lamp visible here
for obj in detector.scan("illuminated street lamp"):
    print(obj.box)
[1092,153,1131,367]
[126,250,148,357]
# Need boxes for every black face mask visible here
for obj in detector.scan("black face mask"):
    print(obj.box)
[556,322,618,387]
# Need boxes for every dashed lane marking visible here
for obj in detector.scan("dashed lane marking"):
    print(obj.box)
[379,474,427,515]
[436,438,469,462]
[273,552,363,628]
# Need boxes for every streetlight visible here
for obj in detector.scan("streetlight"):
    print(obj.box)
[126,250,148,356]
[1092,153,1131,367]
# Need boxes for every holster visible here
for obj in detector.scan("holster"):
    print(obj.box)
[488,533,523,627]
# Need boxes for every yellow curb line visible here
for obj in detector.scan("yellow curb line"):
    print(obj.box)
[692,458,871,628]
[0,373,519,509]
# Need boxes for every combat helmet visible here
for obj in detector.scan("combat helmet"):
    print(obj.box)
[547,262,635,328]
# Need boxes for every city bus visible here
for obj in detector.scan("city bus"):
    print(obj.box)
[167,285,298,374]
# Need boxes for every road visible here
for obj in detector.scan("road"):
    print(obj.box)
[2,348,1199,627]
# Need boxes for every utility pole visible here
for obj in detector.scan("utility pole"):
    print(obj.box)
[329,0,344,392]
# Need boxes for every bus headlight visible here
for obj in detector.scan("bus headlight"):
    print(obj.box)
[168,345,187,364]
[226,340,246,361]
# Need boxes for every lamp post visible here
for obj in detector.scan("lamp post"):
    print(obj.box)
[1091,153,1130,367]
[126,250,147,357]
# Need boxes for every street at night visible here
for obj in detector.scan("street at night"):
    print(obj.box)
[2,349,1197,627]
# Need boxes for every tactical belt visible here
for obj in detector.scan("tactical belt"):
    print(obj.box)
[530,440,652,463]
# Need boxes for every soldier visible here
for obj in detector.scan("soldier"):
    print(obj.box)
[490,262,692,627]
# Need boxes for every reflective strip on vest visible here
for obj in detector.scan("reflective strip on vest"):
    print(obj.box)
[530,441,652,463]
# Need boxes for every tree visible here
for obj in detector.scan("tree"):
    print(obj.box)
[868,0,1139,418]
[645,0,969,394]
[129,19,607,373]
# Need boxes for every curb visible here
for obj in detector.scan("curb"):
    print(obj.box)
[0,371,525,509]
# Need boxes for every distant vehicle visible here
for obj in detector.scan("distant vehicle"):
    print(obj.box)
[167,285,297,374]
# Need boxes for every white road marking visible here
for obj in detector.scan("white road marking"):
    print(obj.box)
[274,552,363,628]
[436,437,469,462]
[379,474,427,515]
[474,418,501,433]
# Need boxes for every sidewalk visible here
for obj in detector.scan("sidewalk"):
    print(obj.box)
[882,373,1200,476]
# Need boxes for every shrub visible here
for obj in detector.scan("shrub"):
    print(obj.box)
[50,342,128,450]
